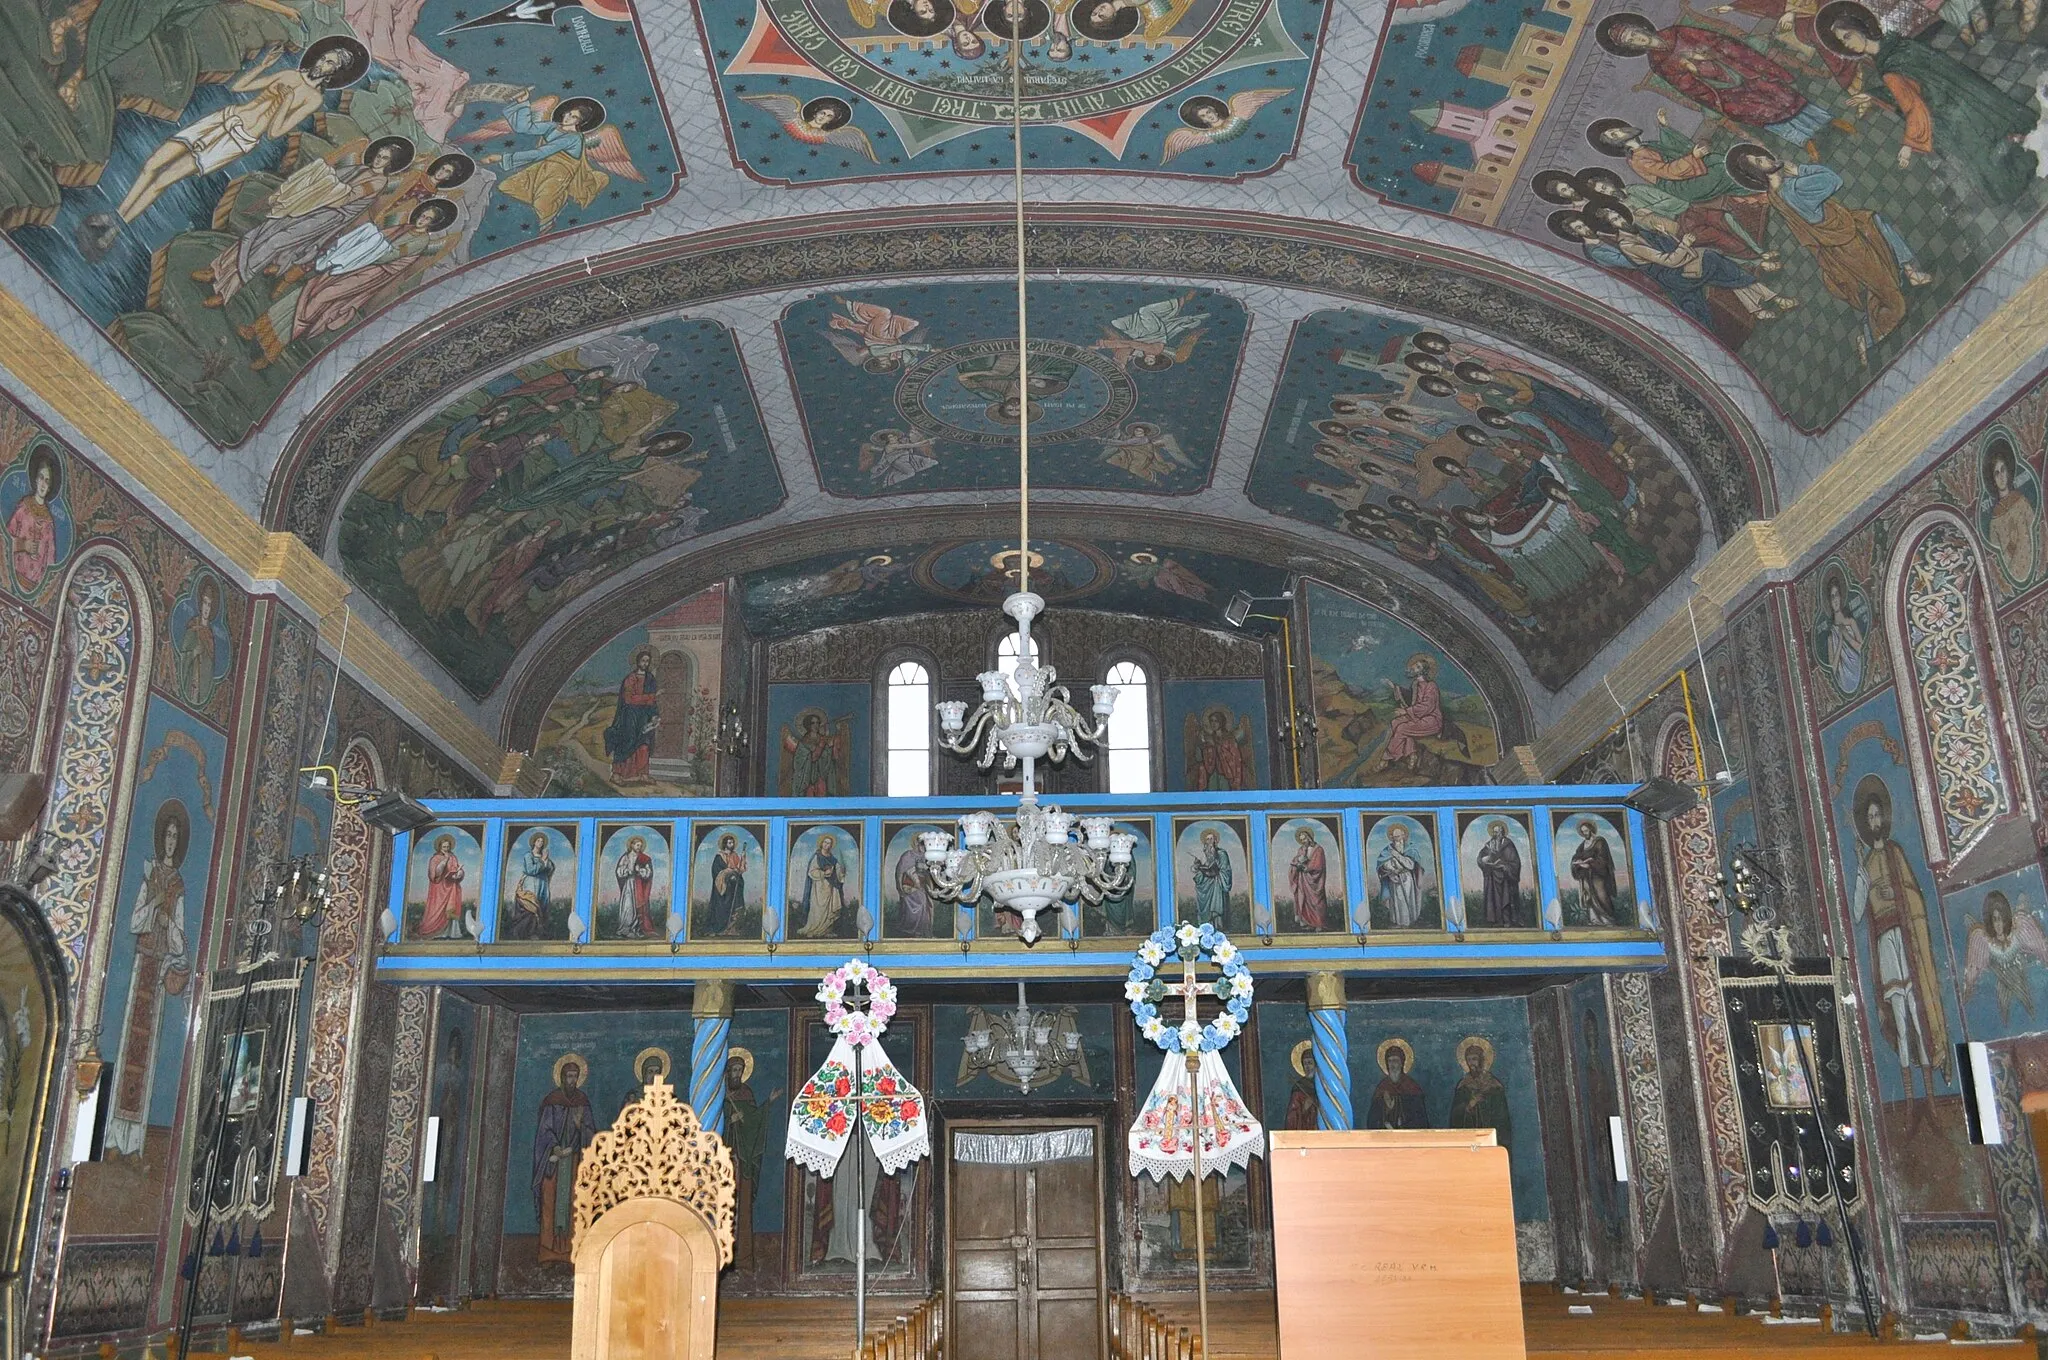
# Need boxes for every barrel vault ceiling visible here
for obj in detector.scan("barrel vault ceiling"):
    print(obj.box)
[5,0,2047,742]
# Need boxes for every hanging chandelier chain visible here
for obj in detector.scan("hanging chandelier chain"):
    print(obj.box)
[917,16,1139,948]
[1010,13,1029,597]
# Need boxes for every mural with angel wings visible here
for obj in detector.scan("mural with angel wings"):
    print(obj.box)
[459,93,646,232]
[707,0,1325,183]
[1,0,682,446]
[1961,884,2048,1031]
[1183,705,1258,792]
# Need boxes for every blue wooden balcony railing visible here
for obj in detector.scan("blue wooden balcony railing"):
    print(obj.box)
[373,785,1664,982]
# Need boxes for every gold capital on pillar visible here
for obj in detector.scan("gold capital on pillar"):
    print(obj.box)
[1306,971,1345,1011]
[692,979,736,1019]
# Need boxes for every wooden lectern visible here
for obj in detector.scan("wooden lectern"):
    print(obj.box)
[1268,1130,1524,1359]
[571,1080,735,1360]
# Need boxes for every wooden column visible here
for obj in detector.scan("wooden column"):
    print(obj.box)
[1306,972,1350,1131]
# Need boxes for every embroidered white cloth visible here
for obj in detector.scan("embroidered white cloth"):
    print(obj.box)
[784,1035,930,1178]
[1128,1049,1265,1181]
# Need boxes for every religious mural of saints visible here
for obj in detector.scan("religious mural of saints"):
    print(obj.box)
[794,833,853,940]
[603,649,661,784]
[1474,820,1529,928]
[172,573,231,707]
[1184,707,1256,791]
[701,834,753,938]
[615,1047,670,1122]
[1578,1010,1626,1230]
[611,836,659,940]
[106,800,193,1156]
[1813,565,1875,696]
[1378,655,1462,778]
[1284,1040,1321,1130]
[723,1047,779,1272]
[419,834,469,940]
[1978,432,2042,591]
[458,95,645,232]
[504,831,560,941]
[1447,1037,1512,1152]
[1,444,71,598]
[1375,821,1430,928]
[1189,828,1234,930]
[1285,826,1330,931]
[1365,1038,1429,1129]
[533,1053,595,1265]
[1963,889,2048,1026]
[1849,775,1953,1102]
[1569,819,1622,925]
[780,710,854,797]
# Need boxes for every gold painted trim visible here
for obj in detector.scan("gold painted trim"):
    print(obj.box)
[0,291,506,781]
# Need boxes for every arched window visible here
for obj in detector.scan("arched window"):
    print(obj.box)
[885,660,932,797]
[1104,660,1151,794]
[1892,517,2023,861]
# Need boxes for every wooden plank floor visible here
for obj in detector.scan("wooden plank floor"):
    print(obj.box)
[222,1290,2025,1359]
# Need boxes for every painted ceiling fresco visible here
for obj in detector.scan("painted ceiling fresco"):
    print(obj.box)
[1247,307,1702,688]
[738,537,1288,636]
[701,0,1325,182]
[783,282,1247,495]
[1347,0,2048,431]
[338,319,780,697]
[1,0,682,445]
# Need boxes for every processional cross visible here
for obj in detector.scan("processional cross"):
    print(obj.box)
[1163,955,1222,1345]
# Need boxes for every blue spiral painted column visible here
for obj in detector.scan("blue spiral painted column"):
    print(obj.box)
[690,981,734,1136]
[1306,971,1351,1130]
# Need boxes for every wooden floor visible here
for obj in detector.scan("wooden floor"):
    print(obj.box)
[221,1291,2025,1359]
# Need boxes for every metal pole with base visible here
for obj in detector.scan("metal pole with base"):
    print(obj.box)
[854,1036,866,1349]
[1180,957,1210,1353]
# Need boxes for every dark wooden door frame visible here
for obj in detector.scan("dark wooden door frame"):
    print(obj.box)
[944,1116,1108,1360]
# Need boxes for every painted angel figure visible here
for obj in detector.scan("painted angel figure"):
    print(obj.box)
[1158,89,1292,166]
[460,93,643,231]
[1963,890,2048,1026]
[1095,292,1209,370]
[739,94,877,162]
[1184,708,1254,792]
[859,428,939,486]
[827,296,930,372]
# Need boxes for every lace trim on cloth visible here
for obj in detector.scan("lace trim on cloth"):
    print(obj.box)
[785,1034,931,1178]
[1127,1049,1265,1182]
[951,1127,1096,1165]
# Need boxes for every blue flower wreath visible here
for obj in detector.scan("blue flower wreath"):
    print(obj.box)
[1124,922,1254,1054]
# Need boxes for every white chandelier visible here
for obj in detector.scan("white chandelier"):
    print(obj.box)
[913,6,1143,945]
[918,593,1135,944]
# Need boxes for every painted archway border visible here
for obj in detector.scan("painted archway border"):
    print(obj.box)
[494,505,1536,758]
[269,204,1772,543]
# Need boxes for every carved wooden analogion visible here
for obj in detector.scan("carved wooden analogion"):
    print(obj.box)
[570,1080,736,1360]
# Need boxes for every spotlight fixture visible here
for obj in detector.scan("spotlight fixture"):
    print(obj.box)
[1223,586,1295,629]
[1621,776,1698,822]
[359,790,438,835]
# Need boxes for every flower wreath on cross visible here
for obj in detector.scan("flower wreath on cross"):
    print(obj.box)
[818,957,898,1048]
[786,957,928,1178]
[1125,921,1254,1054]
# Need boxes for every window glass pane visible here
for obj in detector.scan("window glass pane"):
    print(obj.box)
[885,661,931,797]
[1103,660,1150,794]
[1108,749,1151,795]
[887,755,929,798]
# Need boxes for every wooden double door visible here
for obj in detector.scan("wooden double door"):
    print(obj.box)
[946,1119,1106,1360]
